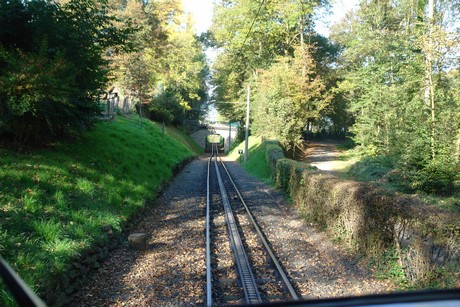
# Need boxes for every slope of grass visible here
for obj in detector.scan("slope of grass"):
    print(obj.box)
[0,115,195,305]
[228,136,273,184]
[160,124,204,155]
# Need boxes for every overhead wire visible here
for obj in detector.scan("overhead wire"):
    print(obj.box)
[232,0,267,81]
[240,0,266,50]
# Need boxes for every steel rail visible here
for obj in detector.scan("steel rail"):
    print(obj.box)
[218,157,300,301]
[214,146,262,304]
[205,144,213,306]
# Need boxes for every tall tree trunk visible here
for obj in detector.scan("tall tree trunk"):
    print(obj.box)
[299,16,306,78]
[424,0,435,158]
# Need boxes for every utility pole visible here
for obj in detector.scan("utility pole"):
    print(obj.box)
[244,85,250,162]
[228,121,232,151]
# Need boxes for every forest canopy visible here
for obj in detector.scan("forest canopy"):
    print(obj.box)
[208,0,459,195]
[0,0,458,194]
[0,0,208,146]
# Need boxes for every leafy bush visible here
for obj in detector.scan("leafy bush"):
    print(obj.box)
[0,46,93,145]
[336,138,356,150]
[148,91,185,125]
[265,140,286,178]
[402,159,459,196]
[347,155,396,181]
[148,103,174,125]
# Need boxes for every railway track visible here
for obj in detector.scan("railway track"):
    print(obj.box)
[206,144,299,306]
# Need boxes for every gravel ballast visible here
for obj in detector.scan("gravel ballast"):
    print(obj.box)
[72,156,394,306]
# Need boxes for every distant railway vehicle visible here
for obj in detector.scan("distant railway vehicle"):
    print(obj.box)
[205,134,224,152]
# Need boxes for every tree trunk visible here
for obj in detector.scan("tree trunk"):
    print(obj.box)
[424,0,435,158]
[299,17,306,78]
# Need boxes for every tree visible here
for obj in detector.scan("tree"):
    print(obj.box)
[330,0,459,194]
[210,0,331,129]
[0,0,131,146]
[252,45,331,148]
[107,0,208,125]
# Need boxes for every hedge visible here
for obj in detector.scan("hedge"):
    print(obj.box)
[265,140,459,286]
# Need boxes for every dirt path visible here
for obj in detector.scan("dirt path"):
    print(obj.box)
[301,141,355,174]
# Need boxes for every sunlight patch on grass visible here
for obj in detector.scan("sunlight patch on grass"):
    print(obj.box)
[33,219,62,243]
[228,136,273,184]
[76,178,95,196]
[0,115,196,304]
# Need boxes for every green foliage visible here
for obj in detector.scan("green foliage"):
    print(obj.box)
[347,152,459,196]
[252,45,332,148]
[348,155,396,182]
[260,139,459,288]
[210,0,331,122]
[149,92,176,124]
[0,115,194,304]
[265,140,288,178]
[331,0,460,196]
[109,0,208,125]
[373,249,409,288]
[399,157,459,196]
[336,139,356,150]
[0,0,131,146]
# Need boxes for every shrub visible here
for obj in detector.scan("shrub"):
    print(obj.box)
[409,159,458,196]
[263,140,459,286]
[397,154,459,196]
[347,155,396,181]
[265,140,287,179]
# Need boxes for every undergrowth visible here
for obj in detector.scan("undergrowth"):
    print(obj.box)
[371,249,410,289]
[347,154,460,212]
[0,115,195,305]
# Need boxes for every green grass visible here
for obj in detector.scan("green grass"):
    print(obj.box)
[156,123,204,155]
[228,136,273,184]
[0,115,195,305]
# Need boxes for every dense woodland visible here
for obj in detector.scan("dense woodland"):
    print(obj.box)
[209,0,459,195]
[0,0,459,194]
[0,0,208,144]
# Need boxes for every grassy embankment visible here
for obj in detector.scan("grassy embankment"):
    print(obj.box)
[228,136,273,184]
[0,115,198,305]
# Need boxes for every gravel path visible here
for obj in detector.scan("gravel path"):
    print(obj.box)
[72,158,208,306]
[302,141,356,174]
[72,156,394,306]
